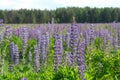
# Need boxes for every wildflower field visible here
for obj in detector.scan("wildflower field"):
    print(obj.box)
[0,20,120,80]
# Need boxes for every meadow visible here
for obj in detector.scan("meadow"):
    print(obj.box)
[0,21,120,80]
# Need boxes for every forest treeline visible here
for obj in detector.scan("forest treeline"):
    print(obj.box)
[0,7,120,23]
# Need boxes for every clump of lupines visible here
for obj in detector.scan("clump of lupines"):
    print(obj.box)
[21,78,27,80]
[77,40,85,79]
[13,28,21,37]
[0,50,5,74]
[118,30,120,47]
[0,32,3,43]
[65,52,71,66]
[34,45,39,71]
[5,26,12,39]
[9,42,15,71]
[40,35,47,67]
[21,27,28,50]
[82,30,89,47]
[70,23,79,66]
[36,30,41,51]
[88,26,95,44]
[21,27,28,64]
[64,32,70,48]
[103,29,111,48]
[14,45,19,65]
[54,34,62,72]
[0,19,4,27]
[46,32,50,46]
[112,22,118,50]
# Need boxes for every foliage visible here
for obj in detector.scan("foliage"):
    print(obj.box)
[0,7,120,23]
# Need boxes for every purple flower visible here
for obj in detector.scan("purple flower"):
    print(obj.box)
[0,32,3,43]
[118,30,120,47]
[0,19,4,27]
[14,45,19,65]
[113,21,117,29]
[77,40,85,79]
[21,27,28,63]
[54,34,62,71]
[9,42,15,71]
[65,52,71,66]
[70,23,79,66]
[9,42,15,63]
[21,78,27,80]
[34,45,39,71]
[88,27,95,44]
[5,26,12,39]
[82,30,89,46]
[21,27,28,50]
[40,35,47,66]
[13,28,21,37]
[64,32,70,48]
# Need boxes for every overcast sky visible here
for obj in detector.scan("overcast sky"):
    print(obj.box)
[0,0,120,10]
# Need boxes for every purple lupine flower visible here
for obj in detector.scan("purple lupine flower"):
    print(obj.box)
[65,52,72,66]
[113,31,118,50]
[112,36,117,50]
[9,42,15,71]
[46,32,49,46]
[0,19,4,27]
[0,32,3,43]
[36,30,41,44]
[34,45,39,71]
[14,45,19,65]
[0,19,3,23]
[82,30,89,47]
[112,21,118,50]
[88,26,95,44]
[9,42,15,63]
[21,78,27,80]
[97,29,104,38]
[28,27,36,39]
[28,51,32,62]
[36,30,41,52]
[13,28,21,37]
[113,21,117,29]
[54,34,62,71]
[103,29,111,48]
[70,23,79,66]
[5,26,12,39]
[40,35,47,66]
[77,40,85,79]
[48,22,52,35]
[21,27,28,50]
[118,30,120,47]
[0,23,4,26]
[64,32,70,48]
[21,27,28,63]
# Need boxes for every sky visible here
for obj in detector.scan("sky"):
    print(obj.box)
[0,0,120,10]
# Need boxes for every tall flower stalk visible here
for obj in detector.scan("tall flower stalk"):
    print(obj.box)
[9,42,15,71]
[70,23,79,67]
[40,35,47,67]
[77,40,85,79]
[21,27,28,64]
[54,34,62,72]
[118,30,120,48]
[14,45,19,65]
[34,45,39,72]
